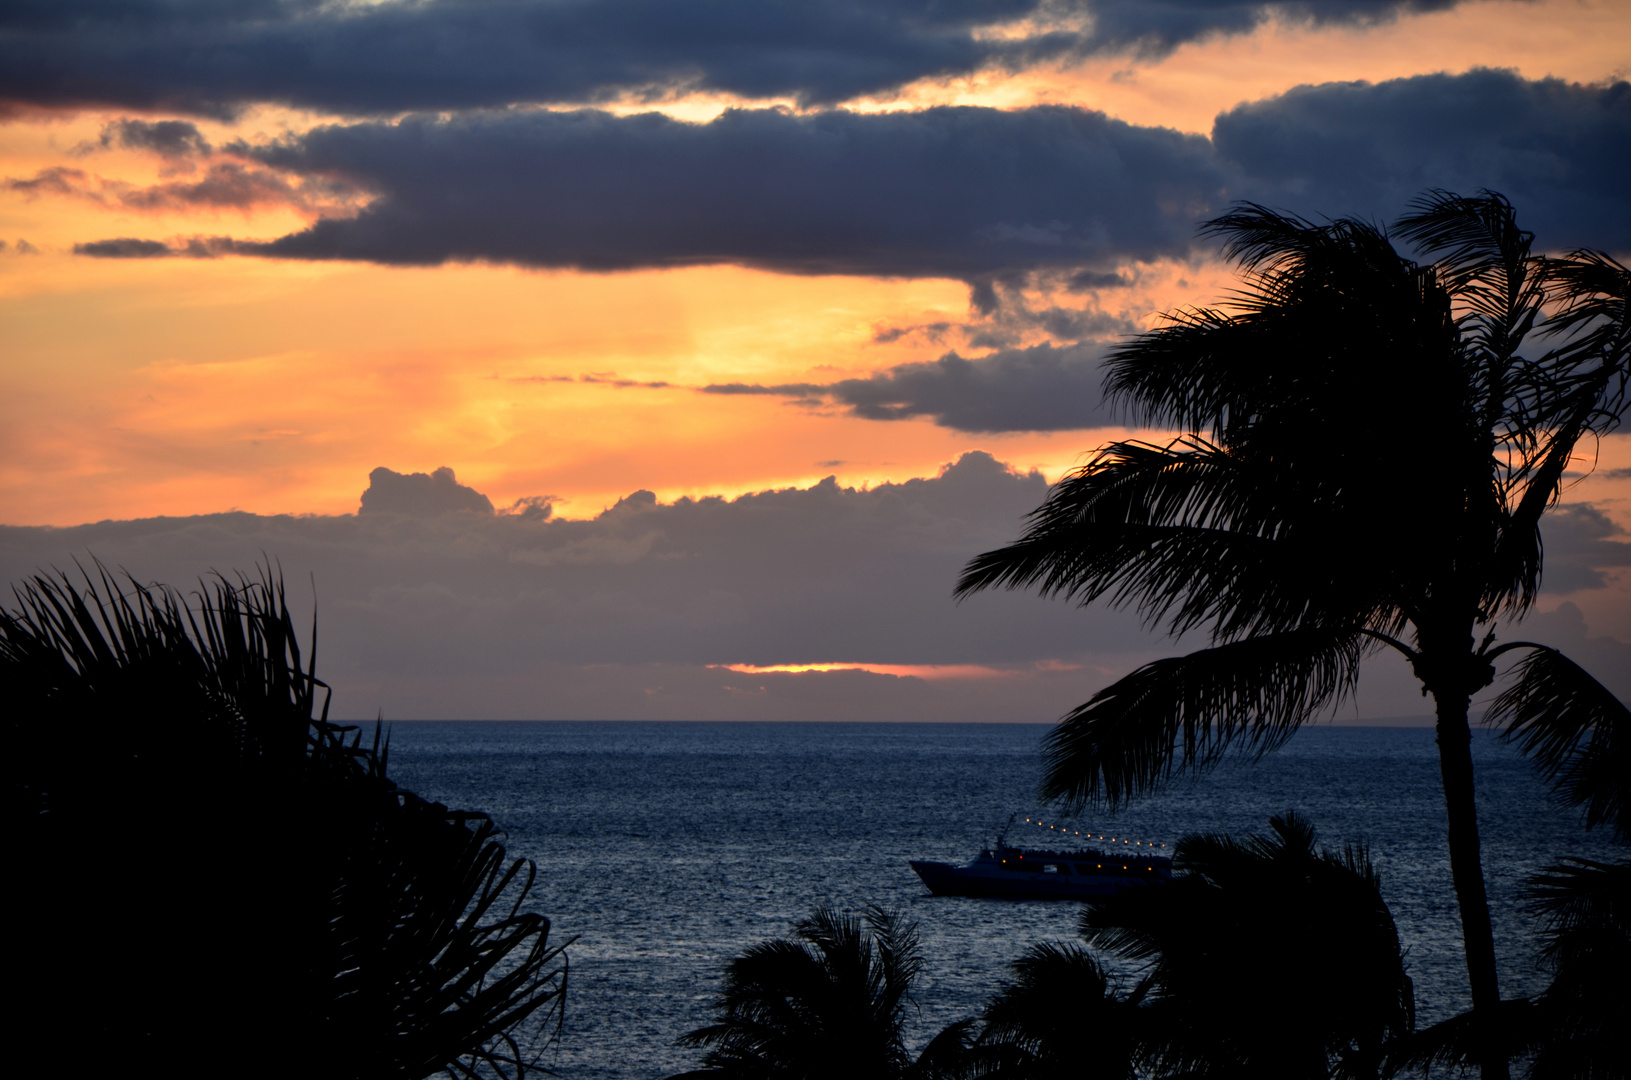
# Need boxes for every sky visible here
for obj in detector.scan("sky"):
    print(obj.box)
[2,0,1628,720]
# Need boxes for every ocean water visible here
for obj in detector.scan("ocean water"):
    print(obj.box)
[384,722,1620,1080]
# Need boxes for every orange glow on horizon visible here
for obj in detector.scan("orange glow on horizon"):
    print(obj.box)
[712,660,1085,680]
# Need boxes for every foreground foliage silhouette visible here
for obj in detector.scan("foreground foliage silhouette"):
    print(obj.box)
[963,941,1139,1080]
[677,815,1409,1080]
[956,191,1629,1079]
[1080,813,1412,1080]
[670,906,973,1080]
[1399,680,1631,1077]
[1,566,565,1079]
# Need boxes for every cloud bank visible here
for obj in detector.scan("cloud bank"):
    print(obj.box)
[74,71,1631,282]
[2,0,1467,117]
[2,453,1624,721]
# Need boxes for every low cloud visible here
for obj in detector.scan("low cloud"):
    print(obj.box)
[0,453,1157,719]
[1,0,1470,117]
[1536,503,1631,594]
[3,451,1624,720]
[15,159,358,215]
[705,342,1113,433]
[72,237,175,258]
[74,235,239,258]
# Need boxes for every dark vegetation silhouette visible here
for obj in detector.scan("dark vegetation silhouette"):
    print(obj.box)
[1081,813,1412,1079]
[963,940,1140,1080]
[2,565,565,1079]
[1397,681,1631,1077]
[670,905,973,1080]
[955,191,1630,1079]
[676,816,1411,1080]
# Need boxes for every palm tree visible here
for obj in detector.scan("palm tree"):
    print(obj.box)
[2,565,566,1079]
[1081,814,1413,1079]
[672,906,973,1080]
[955,192,1630,1080]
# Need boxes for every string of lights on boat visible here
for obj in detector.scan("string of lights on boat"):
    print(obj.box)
[1024,817,1167,848]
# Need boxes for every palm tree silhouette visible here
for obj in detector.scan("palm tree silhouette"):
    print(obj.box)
[672,906,973,1080]
[2,565,566,1079]
[1081,814,1413,1079]
[956,192,1629,1080]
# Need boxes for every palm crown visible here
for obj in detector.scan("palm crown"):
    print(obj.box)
[956,191,1629,1080]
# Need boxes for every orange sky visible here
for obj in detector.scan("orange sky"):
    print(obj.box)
[2,0,1629,526]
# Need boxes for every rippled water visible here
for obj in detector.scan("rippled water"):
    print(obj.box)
[385,721,1618,1080]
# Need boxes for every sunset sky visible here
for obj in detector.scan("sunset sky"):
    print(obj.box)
[2,0,1628,720]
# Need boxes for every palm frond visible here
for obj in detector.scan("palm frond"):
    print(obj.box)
[1542,249,1631,435]
[1385,999,1539,1076]
[967,942,1137,1080]
[1490,645,1630,839]
[1525,858,1630,967]
[910,1020,977,1080]
[1395,189,1543,326]
[676,906,929,1080]
[956,439,1401,644]
[3,564,566,1079]
[1040,628,1365,810]
[1519,859,1631,1080]
[1083,814,1413,1079]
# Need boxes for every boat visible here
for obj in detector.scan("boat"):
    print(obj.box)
[909,818,1174,900]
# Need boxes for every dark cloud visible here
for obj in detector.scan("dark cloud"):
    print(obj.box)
[100,118,211,158]
[6,165,86,197]
[1537,503,1631,594]
[359,466,496,517]
[74,235,239,258]
[1213,68,1631,252]
[1,0,1467,117]
[706,342,1111,432]
[75,71,1631,282]
[72,236,174,258]
[116,162,326,210]
[224,105,1220,279]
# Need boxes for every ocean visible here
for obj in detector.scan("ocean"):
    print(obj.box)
[384,721,1620,1080]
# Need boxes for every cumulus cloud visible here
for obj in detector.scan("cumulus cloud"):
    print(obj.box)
[0,0,1468,117]
[73,71,1631,282]
[1536,503,1631,594]
[3,452,1625,719]
[0,452,1168,719]
[704,342,1114,432]
[359,466,496,517]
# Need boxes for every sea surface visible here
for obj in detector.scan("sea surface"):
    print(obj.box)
[385,721,1620,1080]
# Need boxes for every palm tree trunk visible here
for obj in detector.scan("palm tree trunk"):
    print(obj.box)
[1433,686,1510,1080]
